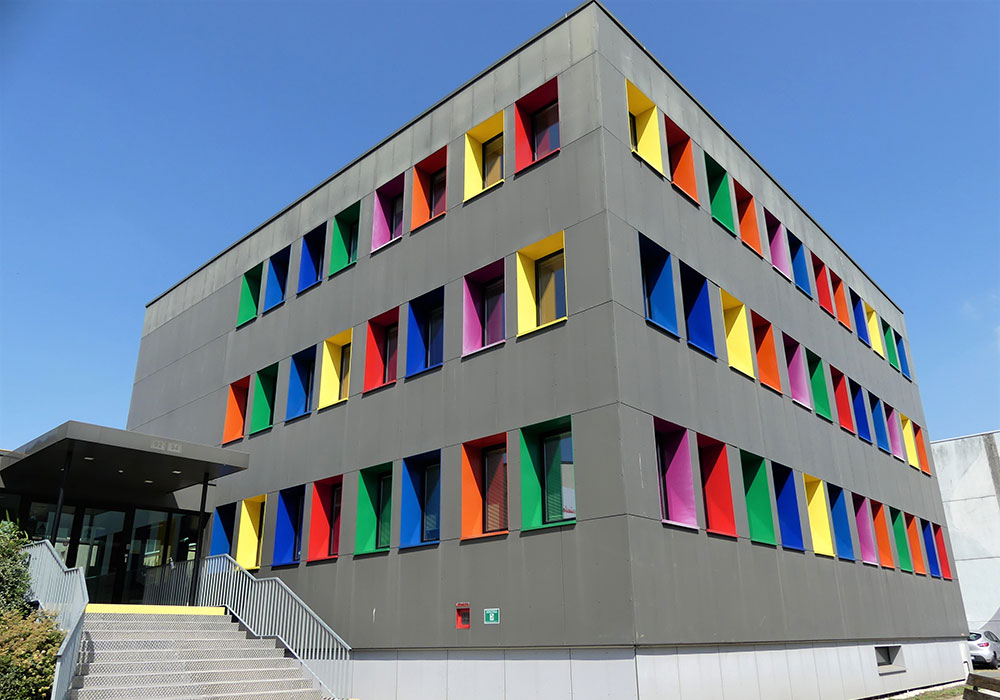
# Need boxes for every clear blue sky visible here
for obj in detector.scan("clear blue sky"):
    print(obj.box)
[1,1,997,449]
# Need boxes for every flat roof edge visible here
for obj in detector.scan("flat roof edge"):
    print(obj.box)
[931,430,1000,445]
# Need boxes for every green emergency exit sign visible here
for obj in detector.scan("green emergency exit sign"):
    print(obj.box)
[484,608,500,624]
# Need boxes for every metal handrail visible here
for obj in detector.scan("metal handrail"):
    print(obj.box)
[23,540,89,700]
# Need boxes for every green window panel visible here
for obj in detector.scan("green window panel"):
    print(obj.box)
[741,451,776,545]
[356,463,393,554]
[882,321,900,371]
[705,154,736,235]
[249,363,278,434]
[237,263,263,327]
[520,416,575,531]
[807,350,833,422]
[329,201,361,277]
[891,508,913,572]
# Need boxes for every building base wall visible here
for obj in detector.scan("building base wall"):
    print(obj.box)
[351,640,967,700]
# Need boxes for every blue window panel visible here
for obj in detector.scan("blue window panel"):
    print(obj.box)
[828,485,855,561]
[210,504,236,556]
[869,392,890,453]
[787,232,812,298]
[297,225,325,293]
[406,287,445,376]
[895,332,911,379]
[639,234,678,335]
[680,262,716,357]
[400,451,441,548]
[263,246,291,311]
[273,486,304,565]
[850,379,872,444]
[285,347,316,420]
[850,289,870,346]
[921,519,941,578]
[773,463,804,551]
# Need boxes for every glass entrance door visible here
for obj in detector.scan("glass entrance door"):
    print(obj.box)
[75,508,129,603]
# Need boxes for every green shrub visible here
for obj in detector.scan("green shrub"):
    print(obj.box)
[0,608,64,700]
[0,520,30,613]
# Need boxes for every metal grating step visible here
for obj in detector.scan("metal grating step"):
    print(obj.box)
[82,618,239,632]
[81,628,251,641]
[78,645,287,664]
[67,677,315,700]
[74,667,307,689]
[80,636,280,652]
[77,656,300,676]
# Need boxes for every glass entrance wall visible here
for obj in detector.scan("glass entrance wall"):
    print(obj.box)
[25,502,76,561]
[77,508,127,603]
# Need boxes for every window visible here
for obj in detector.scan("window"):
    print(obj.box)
[625,80,664,173]
[894,331,911,379]
[262,246,291,312]
[772,463,804,551]
[811,254,835,316]
[412,146,448,229]
[852,494,878,564]
[515,78,559,171]
[401,451,442,547]
[899,414,920,469]
[720,290,755,378]
[664,115,698,202]
[850,289,870,346]
[803,475,834,557]
[461,434,508,538]
[740,451,775,545]
[869,392,890,453]
[806,350,832,421]
[520,417,574,529]
[318,329,352,408]
[464,110,504,200]
[363,308,400,392]
[921,519,942,578]
[655,420,697,528]
[298,223,325,293]
[871,500,896,568]
[830,367,854,433]
[249,363,279,433]
[827,485,855,561]
[829,271,852,330]
[787,232,812,298]
[765,209,792,279]
[875,646,904,674]
[463,259,505,354]
[914,424,931,475]
[406,287,445,376]
[273,486,305,566]
[890,507,912,572]
[884,404,905,460]
[373,173,406,251]
[865,302,885,357]
[235,495,266,570]
[638,234,678,335]
[285,347,316,421]
[210,503,237,556]
[308,476,343,560]
[222,376,250,444]
[783,334,811,408]
[882,320,900,371]
[697,435,737,537]
[733,179,762,255]
[849,379,872,443]
[932,523,952,579]
[330,201,360,276]
[751,312,782,393]
[905,513,927,575]
[704,154,736,235]
[515,231,567,335]
[680,262,716,357]
[357,463,393,554]
[237,263,263,326]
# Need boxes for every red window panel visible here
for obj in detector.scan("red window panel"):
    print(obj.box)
[812,253,835,316]
[830,366,855,433]
[697,434,737,537]
[363,307,400,392]
[933,523,952,580]
[307,476,343,561]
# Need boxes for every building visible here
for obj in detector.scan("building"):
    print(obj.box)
[118,2,968,697]
[933,431,1000,636]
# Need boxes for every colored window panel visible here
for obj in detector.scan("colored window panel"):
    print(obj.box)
[894,331,911,379]
[871,501,896,568]
[773,463,804,551]
[210,503,236,556]
[905,513,927,575]
[363,307,400,392]
[850,379,872,443]
[520,416,575,530]
[900,414,920,469]
[765,209,792,279]
[285,347,316,421]
[237,263,263,326]
[249,363,279,433]
[830,367,854,433]
[263,246,291,312]
[850,289,870,346]
[412,146,448,230]
[235,495,266,570]
[639,234,678,335]
[655,420,697,528]
[811,254,835,316]
[852,494,878,564]
[680,263,716,357]
[885,404,905,460]
[783,334,811,408]
[318,329,352,408]
[933,523,952,579]
[865,302,885,357]
[515,231,566,335]
[787,232,812,298]
[514,78,559,172]
[461,434,508,538]
[697,435,737,537]
[827,485,855,561]
[882,321,900,370]
[733,179,762,255]
[751,312,782,393]
[804,475,834,557]
[356,464,393,554]
[406,287,445,376]
[273,486,304,566]
[464,111,504,200]
[720,290,754,378]
[914,425,931,475]
[890,508,912,572]
[297,223,325,293]
[829,271,852,330]
[625,81,664,174]
[401,451,442,547]
[222,376,250,444]
[741,451,775,545]
[921,519,941,578]
[463,259,506,354]
[806,350,833,421]
[307,476,343,560]
[705,154,735,235]
[329,202,360,276]
[664,115,698,202]
[869,392,890,453]
[373,173,406,251]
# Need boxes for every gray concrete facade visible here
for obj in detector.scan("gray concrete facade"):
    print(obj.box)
[126,3,966,696]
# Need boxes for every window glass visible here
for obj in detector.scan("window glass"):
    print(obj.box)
[542,431,575,523]
[389,195,404,240]
[535,251,566,325]
[628,112,638,150]
[969,633,982,641]
[483,278,505,345]
[483,134,504,188]
[483,447,508,532]
[329,483,342,557]
[425,304,444,367]
[377,473,392,549]
[383,325,398,383]
[347,218,359,263]
[531,102,560,159]
[422,463,441,542]
[429,168,447,218]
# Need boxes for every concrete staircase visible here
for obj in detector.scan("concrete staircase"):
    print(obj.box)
[69,607,328,700]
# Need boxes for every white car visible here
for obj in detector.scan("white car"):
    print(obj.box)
[968,630,1000,669]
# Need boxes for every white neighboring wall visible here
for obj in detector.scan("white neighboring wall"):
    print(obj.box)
[933,431,1000,635]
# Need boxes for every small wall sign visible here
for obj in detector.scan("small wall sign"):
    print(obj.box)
[484,607,500,624]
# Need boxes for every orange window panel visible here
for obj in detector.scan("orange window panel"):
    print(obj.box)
[222,376,250,444]
[664,116,699,203]
[871,501,895,569]
[751,311,782,393]
[905,513,927,575]
[733,179,763,257]
[914,425,931,475]
[829,270,852,330]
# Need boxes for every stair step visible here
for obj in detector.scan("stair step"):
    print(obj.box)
[67,677,315,699]
[81,612,229,623]
[74,667,307,688]
[82,628,250,641]
[78,656,300,676]
[78,645,287,664]
[83,618,238,631]
[70,691,324,700]
[81,637,279,652]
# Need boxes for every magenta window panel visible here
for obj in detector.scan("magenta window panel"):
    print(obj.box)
[783,333,811,408]
[852,494,878,564]
[655,418,697,528]
[372,173,405,251]
[765,209,792,279]
[885,405,905,459]
[462,259,505,355]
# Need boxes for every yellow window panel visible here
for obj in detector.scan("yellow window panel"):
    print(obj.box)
[235,494,266,570]
[318,328,353,409]
[515,231,566,335]
[900,414,920,469]
[626,81,664,175]
[864,303,885,357]
[721,289,755,379]
[464,111,504,201]
[804,475,834,557]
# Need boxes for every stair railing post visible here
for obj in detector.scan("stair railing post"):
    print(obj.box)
[188,471,210,606]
